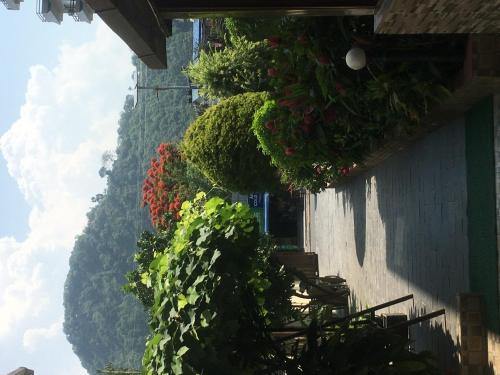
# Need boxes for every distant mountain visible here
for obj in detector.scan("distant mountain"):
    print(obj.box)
[63,21,195,375]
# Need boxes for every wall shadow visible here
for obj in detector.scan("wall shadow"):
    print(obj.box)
[333,119,469,369]
[408,306,460,374]
[349,290,461,373]
[373,119,469,310]
[335,180,367,267]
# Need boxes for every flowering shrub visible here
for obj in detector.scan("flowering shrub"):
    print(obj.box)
[142,143,188,229]
[253,100,344,192]
[251,17,452,191]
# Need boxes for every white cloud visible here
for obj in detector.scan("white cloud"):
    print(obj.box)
[23,320,61,352]
[0,20,133,375]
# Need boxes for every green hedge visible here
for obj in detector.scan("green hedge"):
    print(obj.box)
[182,92,280,193]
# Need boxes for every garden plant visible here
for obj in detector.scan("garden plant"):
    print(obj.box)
[182,92,281,193]
[187,17,463,191]
[127,194,440,375]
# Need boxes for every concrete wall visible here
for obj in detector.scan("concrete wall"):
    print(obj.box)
[308,117,469,371]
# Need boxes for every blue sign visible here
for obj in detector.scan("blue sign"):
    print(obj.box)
[246,193,269,233]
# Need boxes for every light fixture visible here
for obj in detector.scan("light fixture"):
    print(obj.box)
[345,46,366,70]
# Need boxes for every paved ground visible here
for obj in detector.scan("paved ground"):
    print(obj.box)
[305,118,469,372]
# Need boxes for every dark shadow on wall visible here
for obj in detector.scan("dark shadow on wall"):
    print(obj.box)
[348,289,362,314]
[334,119,468,369]
[373,119,469,310]
[348,290,461,373]
[409,306,460,375]
[335,179,367,267]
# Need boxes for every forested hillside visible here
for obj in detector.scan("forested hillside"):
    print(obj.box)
[63,21,195,375]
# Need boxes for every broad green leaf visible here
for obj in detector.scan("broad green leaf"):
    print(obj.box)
[209,250,221,266]
[177,294,188,310]
[177,346,189,357]
[194,191,206,201]
[187,287,199,304]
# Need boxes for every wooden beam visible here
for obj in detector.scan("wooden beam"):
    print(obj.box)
[155,0,376,17]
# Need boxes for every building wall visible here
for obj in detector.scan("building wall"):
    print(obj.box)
[466,96,499,335]
[491,94,500,374]
[495,94,500,333]
[309,117,469,371]
[375,0,500,34]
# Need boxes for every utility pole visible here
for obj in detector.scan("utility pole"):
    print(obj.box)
[134,83,198,104]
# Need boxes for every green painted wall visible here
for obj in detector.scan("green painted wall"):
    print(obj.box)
[465,96,499,333]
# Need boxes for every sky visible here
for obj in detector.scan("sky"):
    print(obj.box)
[0,4,133,375]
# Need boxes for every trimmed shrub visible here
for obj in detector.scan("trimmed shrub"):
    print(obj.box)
[182,92,280,193]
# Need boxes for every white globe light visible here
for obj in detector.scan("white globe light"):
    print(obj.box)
[346,47,366,70]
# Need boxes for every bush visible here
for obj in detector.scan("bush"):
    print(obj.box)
[182,92,280,193]
[253,100,342,192]
[185,37,271,99]
[252,17,451,191]
[142,194,294,375]
[132,194,439,375]
[124,230,173,309]
[141,143,185,229]
[141,143,227,229]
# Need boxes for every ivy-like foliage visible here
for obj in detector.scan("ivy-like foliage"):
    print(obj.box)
[124,230,173,309]
[142,193,294,375]
[182,92,281,193]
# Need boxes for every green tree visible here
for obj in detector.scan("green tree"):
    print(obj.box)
[185,37,271,99]
[182,92,280,193]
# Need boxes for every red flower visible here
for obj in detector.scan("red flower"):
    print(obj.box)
[267,36,280,48]
[142,142,186,229]
[278,97,302,110]
[303,113,314,126]
[339,166,350,176]
[265,120,276,132]
[335,82,347,96]
[285,147,295,156]
[267,68,278,77]
[301,122,313,134]
[316,54,331,65]
[304,106,315,115]
[297,35,307,45]
[324,106,337,124]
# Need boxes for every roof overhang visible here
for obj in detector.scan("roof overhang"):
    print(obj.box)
[85,0,172,69]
